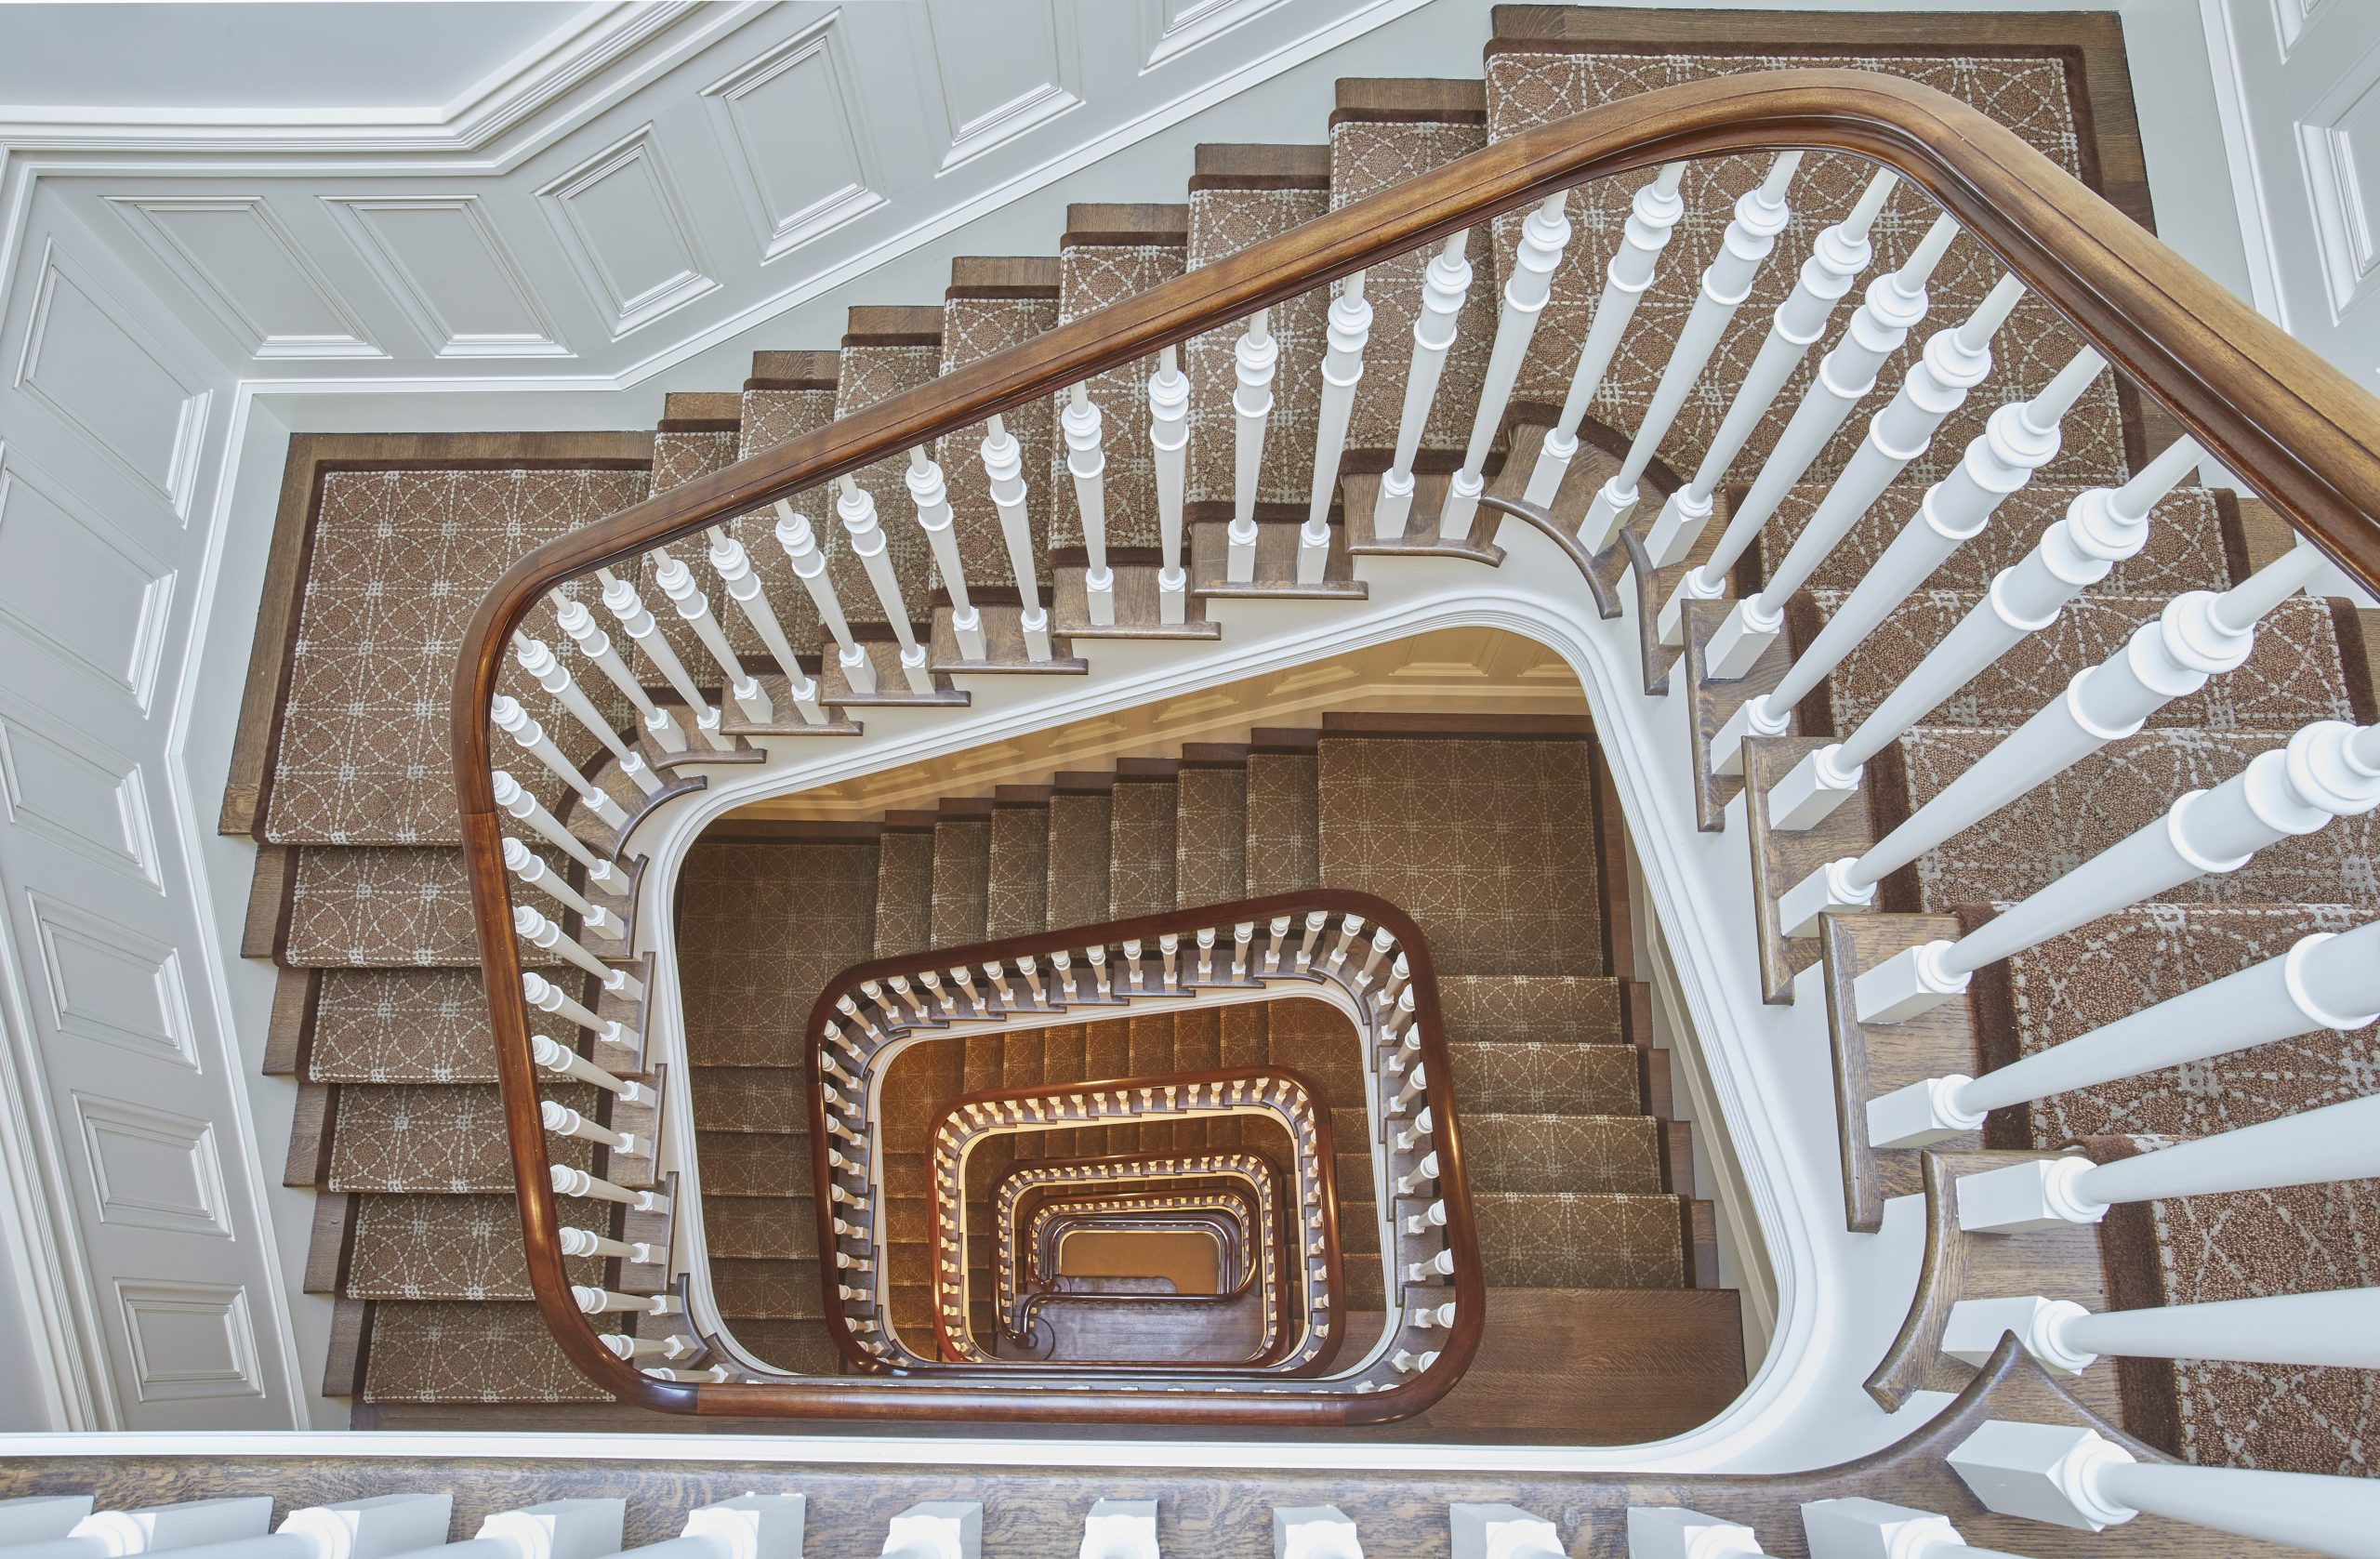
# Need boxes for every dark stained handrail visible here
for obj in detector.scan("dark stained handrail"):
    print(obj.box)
[458,69,2380,1422]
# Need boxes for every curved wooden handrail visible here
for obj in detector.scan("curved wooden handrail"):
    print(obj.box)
[459,68,2380,1421]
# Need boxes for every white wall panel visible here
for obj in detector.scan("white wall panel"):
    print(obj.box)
[105,198,381,361]
[15,251,209,518]
[74,1094,231,1237]
[540,128,717,337]
[918,0,1082,169]
[327,195,568,357]
[700,17,885,261]
[0,459,175,710]
[27,894,196,1070]
[112,1280,265,1403]
[0,701,163,889]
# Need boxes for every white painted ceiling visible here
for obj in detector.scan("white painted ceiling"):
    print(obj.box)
[0,4,598,117]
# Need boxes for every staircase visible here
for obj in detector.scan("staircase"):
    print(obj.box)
[213,4,2380,1544]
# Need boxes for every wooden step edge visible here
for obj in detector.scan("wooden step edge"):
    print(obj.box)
[1051,771,1118,795]
[841,304,945,347]
[993,785,1054,806]
[285,1080,336,1189]
[1622,980,1652,1049]
[1188,142,1332,192]
[263,966,321,1077]
[1682,1198,1721,1289]
[1179,742,1250,767]
[303,1190,355,1295]
[882,810,941,833]
[746,350,840,391]
[658,391,743,430]
[1114,757,1183,779]
[937,796,996,821]
[323,1296,373,1398]
[242,843,297,960]
[1062,203,1191,247]
[1659,1119,1695,1196]
[1329,76,1487,127]
[947,256,1064,298]
[1248,726,1323,754]
[1639,1047,1673,1119]
[1317,711,1594,740]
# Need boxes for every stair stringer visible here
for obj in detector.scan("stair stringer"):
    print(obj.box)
[604,523,1908,1470]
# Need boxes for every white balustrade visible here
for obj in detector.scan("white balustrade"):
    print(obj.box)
[1448,1507,1559,1559]
[707,526,826,724]
[1063,385,1116,628]
[553,591,689,753]
[977,416,1052,659]
[1659,213,1962,647]
[513,636,661,797]
[1759,347,2112,830]
[1956,1094,2380,1233]
[881,1503,978,1559]
[1942,1286,2380,1375]
[1642,170,1897,568]
[1401,1199,1448,1236]
[1146,347,1191,621]
[836,478,932,695]
[1440,194,1571,542]
[1405,1248,1454,1282]
[1855,717,2380,1024]
[653,548,770,726]
[543,1101,642,1157]
[523,971,639,1054]
[1949,1419,2380,1553]
[1394,1150,1438,1196]
[492,773,629,899]
[1228,310,1279,577]
[1799,1499,2019,1559]
[5,1498,276,1559]
[598,570,734,752]
[551,1166,669,1215]
[1869,918,2380,1149]
[1372,234,1476,540]
[569,1283,679,1316]
[773,501,875,696]
[1703,272,2025,684]
[899,446,985,662]
[502,839,615,936]
[532,1035,651,1104]
[1579,156,1798,551]
[1395,1105,1434,1153]
[1527,164,1687,506]
[1302,273,1371,584]
[560,1226,660,1264]
[1623,1508,1764,1559]
[1078,1501,1156,1559]
[514,905,644,998]
[1271,1507,1358,1559]
[490,696,628,830]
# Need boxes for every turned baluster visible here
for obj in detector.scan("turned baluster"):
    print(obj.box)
[542,1100,641,1157]
[1123,940,1144,987]
[774,500,876,695]
[1048,950,1075,998]
[1232,923,1253,980]
[491,695,627,829]
[1299,909,1328,969]
[513,635,660,796]
[1527,163,1687,504]
[1402,1200,1448,1237]
[560,1226,660,1264]
[1580,154,1800,550]
[1395,1106,1434,1153]
[1355,926,1395,988]
[1018,954,1043,1002]
[571,1283,678,1315]
[1406,1249,1454,1282]
[653,546,770,725]
[977,416,1051,660]
[1440,194,1571,542]
[903,447,985,663]
[1302,273,1371,583]
[491,775,624,903]
[1391,1064,1428,1114]
[916,971,950,1017]
[1327,914,1363,971]
[836,477,932,695]
[1942,1287,2380,1379]
[887,976,928,1020]
[1379,952,1410,1011]
[1159,933,1181,986]
[531,1036,651,1104]
[597,569,735,751]
[1223,310,1278,580]
[514,905,644,998]
[1063,384,1116,627]
[1089,945,1111,996]
[1395,1151,1440,1196]
[551,1165,668,1213]
[707,525,826,724]
[1267,915,1293,972]
[835,995,885,1044]
[501,838,616,938]
[523,970,638,1053]
[1194,928,1215,981]
[553,589,688,752]
[984,960,1016,1004]
[1373,234,1475,540]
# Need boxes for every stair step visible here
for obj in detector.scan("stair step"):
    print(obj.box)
[305,968,493,1083]
[930,815,993,947]
[713,1258,826,1320]
[707,1197,819,1262]
[696,1130,813,1199]
[724,1317,846,1375]
[1045,790,1115,931]
[1174,761,1249,909]
[680,836,882,1067]
[1051,205,1187,562]
[325,1082,593,1195]
[986,799,1052,939]
[873,825,935,959]
[1173,1007,1223,1072]
[937,262,1062,593]
[1462,1116,1668,1195]
[1244,750,1321,897]
[1107,775,1180,919]
[1437,974,1626,1045]
[1448,1040,1645,1115]
[690,1068,807,1133]
[1473,1193,1688,1288]
[341,1193,600,1301]
[363,1301,611,1403]
[278,846,482,968]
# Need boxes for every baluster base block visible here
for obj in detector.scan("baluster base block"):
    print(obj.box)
[819,637,971,706]
[1820,913,1980,1233]
[717,672,866,737]
[1190,514,1367,599]
[1744,735,1878,1004]
[930,603,1090,674]
[1054,562,1222,640]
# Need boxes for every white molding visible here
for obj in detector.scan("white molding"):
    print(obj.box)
[698,13,889,265]
[536,126,719,341]
[914,0,1087,173]
[2200,0,2289,321]
[0,450,178,714]
[323,195,571,360]
[110,1278,266,1404]
[103,197,383,362]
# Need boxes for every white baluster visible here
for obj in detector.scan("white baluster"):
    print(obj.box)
[978,416,1051,659]
[653,547,769,726]
[1642,171,1896,567]
[1268,914,1294,971]
[10,1498,274,1559]
[1623,1508,1764,1559]
[883,1504,978,1559]
[905,447,985,662]
[559,1225,660,1263]
[707,526,826,725]
[1856,717,2380,1024]
[598,570,734,752]
[1272,1507,1358,1559]
[1441,194,1571,541]
[1705,273,2026,685]
[544,1102,642,1158]
[1394,1105,1433,1153]
[1449,1507,1560,1559]
[1527,164,1687,506]
[1659,214,1962,645]
[493,773,628,897]
[1800,1500,2017,1559]
[550,1165,669,1214]
[1944,1287,2380,1379]
[1761,348,2111,828]
[513,635,660,797]
[1580,155,1798,551]
[1079,1500,1155,1559]
[1145,346,1191,621]
[1299,909,1327,968]
[599,1332,699,1365]
[1409,1298,1457,1329]
[1228,310,1278,578]
[1372,234,1475,540]
[1871,917,2380,1149]
[1302,273,1371,584]
[568,1282,678,1315]
[553,591,688,754]
[1064,385,1115,628]
[502,838,615,936]
[515,905,645,998]
[523,970,637,1054]
[1956,1093,2380,1233]
[1401,1199,1448,1236]
[491,695,628,830]
[774,500,875,695]
[532,1035,651,1104]
[837,477,931,695]
[1949,1419,2380,1551]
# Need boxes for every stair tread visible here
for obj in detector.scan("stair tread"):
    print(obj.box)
[707,1197,820,1262]
[696,1130,814,1199]
[873,827,935,959]
[343,1192,601,1301]
[930,817,994,948]
[307,968,493,1083]
[1051,225,1186,553]
[1106,778,1180,920]
[725,1317,847,1375]
[1461,1115,1667,1195]
[326,1082,594,1195]
[713,1257,826,1320]
[1438,973,1626,1045]
[1045,792,1114,931]
[681,838,882,1068]
[280,846,483,968]
[985,803,1052,938]
[689,1067,808,1133]
[1174,763,1249,910]
[1472,1192,1687,1289]
[1448,1040,1644,1115]
[361,1301,615,1403]
[1184,180,1330,509]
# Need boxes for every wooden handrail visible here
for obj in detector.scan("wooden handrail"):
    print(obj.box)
[460,68,2380,1422]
